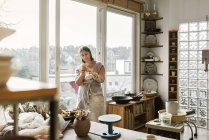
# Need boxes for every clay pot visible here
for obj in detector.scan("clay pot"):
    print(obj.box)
[73,118,90,137]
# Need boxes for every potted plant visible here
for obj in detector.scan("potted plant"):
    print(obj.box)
[73,110,90,137]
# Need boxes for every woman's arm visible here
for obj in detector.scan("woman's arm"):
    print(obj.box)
[75,66,86,86]
[92,66,105,83]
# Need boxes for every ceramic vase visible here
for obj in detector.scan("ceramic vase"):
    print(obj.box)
[73,118,90,137]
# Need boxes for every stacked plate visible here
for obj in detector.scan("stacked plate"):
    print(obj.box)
[0,54,13,87]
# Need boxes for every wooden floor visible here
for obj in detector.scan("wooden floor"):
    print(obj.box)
[138,126,209,140]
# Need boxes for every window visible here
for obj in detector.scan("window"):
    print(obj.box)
[179,21,209,128]
[57,0,98,110]
[0,0,39,80]
[106,8,135,99]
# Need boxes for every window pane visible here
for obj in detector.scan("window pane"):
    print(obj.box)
[179,61,188,69]
[179,51,188,60]
[189,22,198,31]
[189,70,197,79]
[198,99,207,108]
[179,42,188,50]
[179,33,188,41]
[180,70,188,78]
[199,41,207,50]
[189,42,198,50]
[179,79,188,87]
[189,80,197,88]
[199,31,207,40]
[199,89,207,99]
[189,61,197,69]
[59,0,97,109]
[0,0,39,80]
[199,21,207,31]
[180,88,188,97]
[189,32,198,41]
[106,10,134,99]
[179,23,188,32]
[189,51,197,60]
[189,98,197,107]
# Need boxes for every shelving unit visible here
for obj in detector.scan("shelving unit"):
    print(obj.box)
[168,30,178,101]
[107,97,156,130]
[141,16,163,91]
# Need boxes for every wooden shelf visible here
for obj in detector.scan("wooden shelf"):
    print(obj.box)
[169,91,177,92]
[169,69,177,70]
[141,73,163,75]
[169,84,177,85]
[141,61,163,62]
[134,112,146,117]
[142,31,163,35]
[142,45,163,48]
[169,53,177,55]
[169,38,177,40]
[169,45,177,47]
[168,30,178,101]
[142,17,163,21]
[134,124,145,130]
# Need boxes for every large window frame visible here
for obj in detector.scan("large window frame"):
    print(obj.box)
[105,7,137,99]
[53,0,140,102]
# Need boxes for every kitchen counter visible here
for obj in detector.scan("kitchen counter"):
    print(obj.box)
[62,121,174,140]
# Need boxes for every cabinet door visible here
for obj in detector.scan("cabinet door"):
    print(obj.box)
[108,104,126,128]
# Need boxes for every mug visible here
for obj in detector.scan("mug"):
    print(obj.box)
[171,87,174,91]
[171,71,175,76]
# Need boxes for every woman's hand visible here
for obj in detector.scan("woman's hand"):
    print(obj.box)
[80,65,86,73]
[90,71,99,79]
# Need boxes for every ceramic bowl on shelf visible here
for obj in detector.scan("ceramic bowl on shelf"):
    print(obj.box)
[143,91,157,98]
[124,92,143,101]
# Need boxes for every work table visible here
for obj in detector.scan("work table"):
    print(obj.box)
[62,121,174,140]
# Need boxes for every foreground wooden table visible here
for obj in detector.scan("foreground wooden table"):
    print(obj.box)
[62,121,174,140]
[0,77,58,140]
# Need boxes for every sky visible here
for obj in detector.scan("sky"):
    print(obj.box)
[0,0,133,49]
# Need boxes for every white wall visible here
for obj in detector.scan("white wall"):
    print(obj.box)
[152,0,209,101]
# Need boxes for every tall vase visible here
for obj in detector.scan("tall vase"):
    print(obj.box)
[73,118,91,137]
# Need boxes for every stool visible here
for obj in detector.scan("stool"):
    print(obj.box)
[98,114,121,139]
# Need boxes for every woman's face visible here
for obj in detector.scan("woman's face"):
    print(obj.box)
[80,51,91,63]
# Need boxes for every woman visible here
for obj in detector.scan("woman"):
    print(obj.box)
[75,46,105,122]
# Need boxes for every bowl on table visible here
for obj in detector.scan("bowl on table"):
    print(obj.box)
[112,96,133,104]
[124,93,143,101]
[143,91,157,98]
